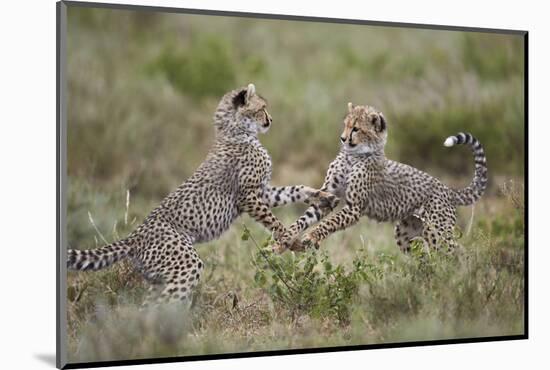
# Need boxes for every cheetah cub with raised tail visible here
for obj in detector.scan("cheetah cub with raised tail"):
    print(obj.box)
[67,84,337,305]
[275,103,488,253]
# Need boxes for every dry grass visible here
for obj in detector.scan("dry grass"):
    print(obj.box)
[66,190,524,363]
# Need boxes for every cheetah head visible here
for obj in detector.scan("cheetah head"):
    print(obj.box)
[232,83,272,135]
[340,103,387,155]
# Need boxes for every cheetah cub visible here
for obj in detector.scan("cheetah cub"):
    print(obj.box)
[275,103,488,253]
[67,84,337,305]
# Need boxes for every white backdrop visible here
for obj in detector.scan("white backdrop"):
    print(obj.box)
[0,0,546,369]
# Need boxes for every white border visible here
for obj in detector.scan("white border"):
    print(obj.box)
[2,0,547,369]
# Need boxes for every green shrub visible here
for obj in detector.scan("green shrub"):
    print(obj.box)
[147,36,236,99]
[462,33,524,81]
[244,227,381,325]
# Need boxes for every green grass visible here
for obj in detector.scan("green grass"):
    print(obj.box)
[65,7,525,363]
[67,183,524,362]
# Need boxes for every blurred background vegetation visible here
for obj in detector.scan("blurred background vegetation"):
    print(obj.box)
[66,6,525,363]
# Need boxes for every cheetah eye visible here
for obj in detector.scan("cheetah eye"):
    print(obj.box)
[351,127,359,133]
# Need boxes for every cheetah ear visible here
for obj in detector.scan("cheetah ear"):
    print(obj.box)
[347,102,353,113]
[246,83,256,102]
[374,113,387,132]
[232,89,247,108]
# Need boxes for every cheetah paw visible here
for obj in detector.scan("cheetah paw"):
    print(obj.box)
[306,190,339,211]
[288,238,307,252]
[272,242,287,254]
[272,232,296,254]
[299,233,320,250]
[274,236,312,253]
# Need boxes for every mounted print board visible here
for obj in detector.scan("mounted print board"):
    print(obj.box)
[56,1,527,368]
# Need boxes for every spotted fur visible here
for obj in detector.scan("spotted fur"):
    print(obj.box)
[67,84,337,305]
[274,103,488,253]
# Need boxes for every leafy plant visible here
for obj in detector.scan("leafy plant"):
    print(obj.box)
[243,226,380,325]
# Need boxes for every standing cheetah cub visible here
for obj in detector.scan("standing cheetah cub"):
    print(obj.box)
[67,84,337,305]
[275,103,488,253]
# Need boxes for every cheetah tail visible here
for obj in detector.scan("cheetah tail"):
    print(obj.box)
[444,132,488,206]
[67,238,134,271]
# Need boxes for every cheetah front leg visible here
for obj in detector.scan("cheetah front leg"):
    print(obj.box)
[299,203,363,250]
[294,164,366,250]
[261,185,338,211]
[272,157,347,253]
[271,203,332,254]
[262,184,338,253]
[240,192,288,240]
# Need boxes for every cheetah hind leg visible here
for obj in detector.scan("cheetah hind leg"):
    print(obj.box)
[421,204,459,253]
[439,214,460,253]
[140,233,204,308]
[394,214,424,253]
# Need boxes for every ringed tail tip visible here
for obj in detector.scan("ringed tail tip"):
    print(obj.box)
[444,136,456,147]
